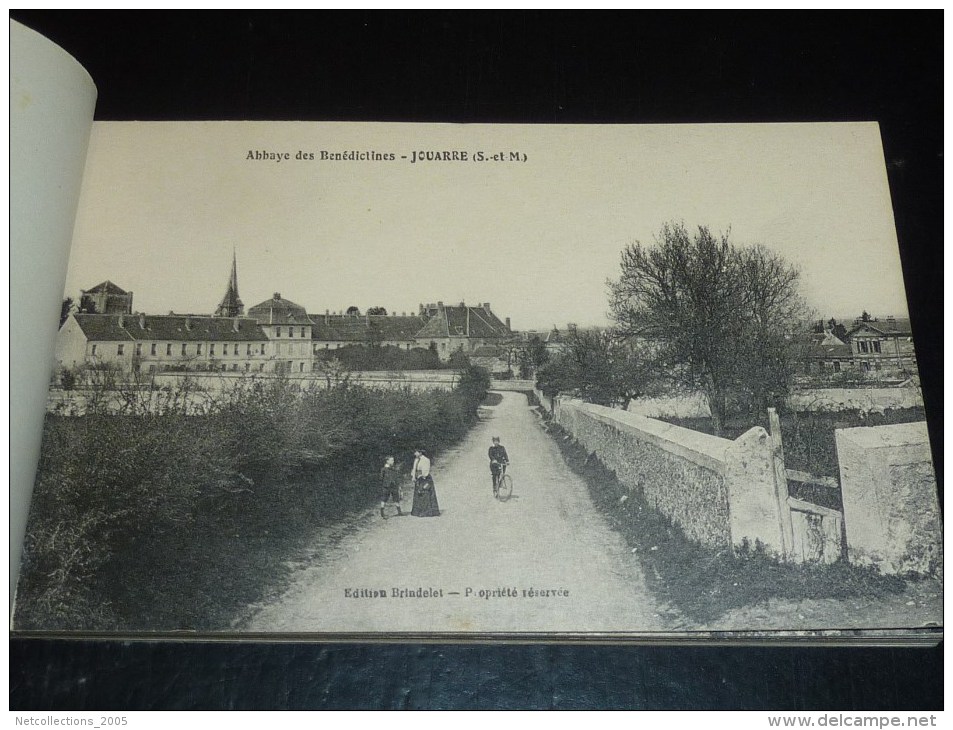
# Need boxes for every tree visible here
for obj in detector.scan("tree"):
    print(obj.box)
[366,306,387,315]
[78,295,97,314]
[448,349,471,369]
[827,318,849,342]
[535,328,655,407]
[346,306,361,316]
[608,222,807,435]
[60,297,74,327]
[518,335,549,378]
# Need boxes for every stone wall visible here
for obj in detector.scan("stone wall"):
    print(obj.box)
[626,386,923,419]
[533,388,553,414]
[789,387,924,414]
[555,398,784,554]
[627,392,711,418]
[836,422,942,576]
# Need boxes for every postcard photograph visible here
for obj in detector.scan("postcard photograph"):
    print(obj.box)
[12,122,942,641]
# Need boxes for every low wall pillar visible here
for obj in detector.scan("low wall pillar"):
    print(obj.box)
[723,426,786,556]
[836,422,941,576]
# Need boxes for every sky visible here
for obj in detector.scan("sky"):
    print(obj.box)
[65,122,910,331]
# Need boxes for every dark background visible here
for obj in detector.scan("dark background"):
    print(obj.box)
[9,11,942,710]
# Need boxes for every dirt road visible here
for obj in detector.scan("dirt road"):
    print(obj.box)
[245,391,668,635]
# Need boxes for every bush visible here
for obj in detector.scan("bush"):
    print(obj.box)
[315,344,444,371]
[14,372,489,631]
[545,422,906,624]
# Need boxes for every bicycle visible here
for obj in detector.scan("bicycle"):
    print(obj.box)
[493,464,513,501]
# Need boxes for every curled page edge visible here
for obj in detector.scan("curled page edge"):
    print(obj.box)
[10,19,97,613]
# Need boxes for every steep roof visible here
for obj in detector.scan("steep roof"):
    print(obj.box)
[415,305,510,339]
[72,313,268,342]
[214,253,244,317]
[247,293,313,325]
[794,332,851,359]
[83,280,129,295]
[369,314,429,340]
[847,318,913,337]
[309,314,429,342]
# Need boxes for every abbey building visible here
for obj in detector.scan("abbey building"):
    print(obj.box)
[55,257,513,376]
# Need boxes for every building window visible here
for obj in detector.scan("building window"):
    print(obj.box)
[135,343,142,356]
[150,343,157,356]
[91,344,98,356]
[441,342,446,350]
[148,364,157,373]
[181,343,187,356]
[210,344,215,356]
[234,344,239,356]
[245,363,250,372]
[873,340,882,353]
[117,344,125,355]
[196,343,203,355]
[259,363,265,371]
[300,327,305,338]
[247,344,252,356]
[861,361,870,372]
[858,341,869,353]
[166,343,172,356]
[336,343,341,349]
[299,362,305,372]
[231,364,238,371]
[276,327,281,337]
[325,343,330,349]
[260,344,265,355]
[833,361,841,372]
[289,328,294,338]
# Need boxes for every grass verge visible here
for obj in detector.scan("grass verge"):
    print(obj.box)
[542,418,908,624]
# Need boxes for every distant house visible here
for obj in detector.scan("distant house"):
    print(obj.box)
[79,280,133,315]
[309,311,428,352]
[470,345,512,376]
[246,293,315,374]
[845,316,917,377]
[542,324,607,355]
[413,301,512,361]
[60,264,518,376]
[795,330,853,374]
[56,312,270,374]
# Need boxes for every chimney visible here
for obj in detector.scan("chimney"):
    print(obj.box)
[483,302,491,312]
[437,301,444,310]
[325,309,329,325]
[138,312,146,329]
[505,317,511,330]
[419,303,424,315]
[273,292,281,301]
[233,317,240,333]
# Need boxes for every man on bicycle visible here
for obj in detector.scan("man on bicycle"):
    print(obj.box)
[488,436,509,497]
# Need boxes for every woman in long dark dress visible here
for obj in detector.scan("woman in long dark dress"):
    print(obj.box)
[410,449,440,517]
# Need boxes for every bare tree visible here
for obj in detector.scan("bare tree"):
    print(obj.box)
[535,328,656,407]
[608,222,808,435]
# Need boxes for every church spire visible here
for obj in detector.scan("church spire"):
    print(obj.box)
[214,250,244,317]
